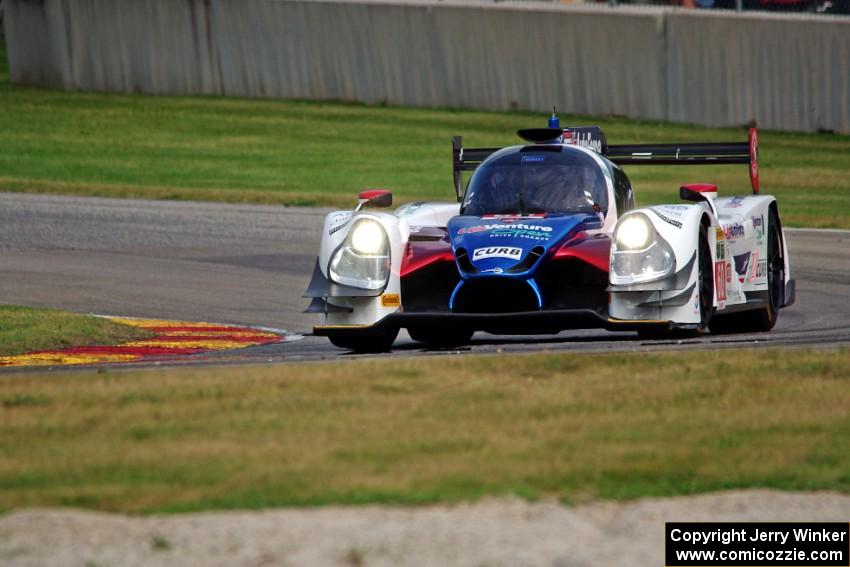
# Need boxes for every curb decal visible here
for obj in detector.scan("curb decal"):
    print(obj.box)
[0,318,288,368]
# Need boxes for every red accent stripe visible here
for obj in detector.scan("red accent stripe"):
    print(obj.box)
[359,189,391,200]
[681,183,718,193]
[400,242,456,277]
[552,234,611,273]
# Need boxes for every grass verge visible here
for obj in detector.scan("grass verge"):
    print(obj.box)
[1,348,848,513]
[1,44,850,227]
[0,305,152,356]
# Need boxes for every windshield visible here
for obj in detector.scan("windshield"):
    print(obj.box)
[462,148,608,216]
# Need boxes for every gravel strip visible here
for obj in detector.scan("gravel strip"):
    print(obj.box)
[1,490,848,567]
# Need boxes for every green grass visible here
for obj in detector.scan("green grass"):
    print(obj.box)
[0,305,151,356]
[1,348,849,513]
[1,43,850,227]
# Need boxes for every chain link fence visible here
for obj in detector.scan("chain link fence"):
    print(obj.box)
[502,0,849,15]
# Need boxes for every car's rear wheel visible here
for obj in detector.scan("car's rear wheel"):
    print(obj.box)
[408,327,473,348]
[327,327,399,352]
[709,209,783,334]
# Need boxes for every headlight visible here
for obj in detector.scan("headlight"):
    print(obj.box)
[615,215,652,250]
[350,219,385,255]
[329,219,390,290]
[610,214,675,285]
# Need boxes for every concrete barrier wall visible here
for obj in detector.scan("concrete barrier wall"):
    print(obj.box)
[666,10,850,133]
[4,0,849,133]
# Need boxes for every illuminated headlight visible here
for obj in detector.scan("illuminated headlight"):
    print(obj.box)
[350,220,385,255]
[329,219,390,290]
[615,215,652,250]
[610,214,675,284]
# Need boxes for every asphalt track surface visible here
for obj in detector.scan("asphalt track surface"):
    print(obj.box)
[1,192,849,367]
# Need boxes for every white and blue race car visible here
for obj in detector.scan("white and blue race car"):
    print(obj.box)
[304,114,795,351]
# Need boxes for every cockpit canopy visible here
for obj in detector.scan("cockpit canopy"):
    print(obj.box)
[461,146,609,217]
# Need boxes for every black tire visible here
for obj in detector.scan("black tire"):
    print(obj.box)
[636,327,674,340]
[408,327,473,348]
[696,223,715,332]
[709,209,783,334]
[327,327,399,352]
[637,224,713,339]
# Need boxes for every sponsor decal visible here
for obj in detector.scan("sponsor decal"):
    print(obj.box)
[328,212,353,236]
[380,293,401,308]
[480,214,547,220]
[733,252,753,283]
[650,209,683,229]
[715,234,727,263]
[715,226,725,241]
[754,259,768,281]
[655,205,688,218]
[564,128,604,153]
[329,221,350,236]
[481,267,503,274]
[458,223,554,241]
[521,155,545,163]
[396,202,425,216]
[723,222,745,240]
[724,196,747,209]
[491,229,551,240]
[472,246,523,261]
[715,261,728,303]
[752,214,765,241]
[733,252,751,275]
[458,223,553,234]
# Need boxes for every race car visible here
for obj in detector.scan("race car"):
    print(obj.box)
[304,113,795,351]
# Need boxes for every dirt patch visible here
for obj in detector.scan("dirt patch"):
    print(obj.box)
[1,490,848,567]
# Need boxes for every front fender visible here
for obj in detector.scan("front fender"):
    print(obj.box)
[612,204,710,287]
[608,203,711,324]
[308,211,407,327]
[642,204,710,271]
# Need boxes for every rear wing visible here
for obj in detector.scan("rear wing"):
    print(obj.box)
[607,128,759,193]
[451,128,760,201]
[452,136,500,202]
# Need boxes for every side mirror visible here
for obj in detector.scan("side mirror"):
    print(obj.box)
[680,183,717,203]
[357,189,393,209]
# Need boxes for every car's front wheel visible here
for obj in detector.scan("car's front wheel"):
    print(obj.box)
[408,327,473,348]
[637,224,713,339]
[327,327,399,353]
[695,223,715,332]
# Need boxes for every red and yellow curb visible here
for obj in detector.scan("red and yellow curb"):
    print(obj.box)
[0,317,288,368]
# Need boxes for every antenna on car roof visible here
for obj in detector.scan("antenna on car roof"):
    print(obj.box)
[548,107,560,129]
